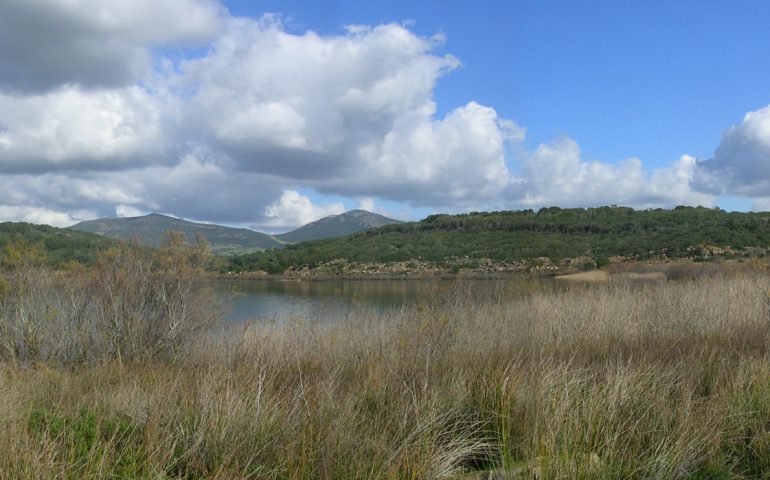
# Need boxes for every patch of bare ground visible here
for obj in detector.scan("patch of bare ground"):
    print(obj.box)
[554,270,611,282]
[555,270,668,283]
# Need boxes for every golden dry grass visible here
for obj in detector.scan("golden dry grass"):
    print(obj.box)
[3,267,770,478]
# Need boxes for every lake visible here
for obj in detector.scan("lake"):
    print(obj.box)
[213,276,551,323]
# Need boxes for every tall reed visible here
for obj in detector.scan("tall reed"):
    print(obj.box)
[3,267,770,478]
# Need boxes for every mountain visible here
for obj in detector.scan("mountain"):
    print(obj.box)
[0,222,116,267]
[228,206,770,274]
[71,213,284,255]
[276,210,403,243]
[69,210,403,256]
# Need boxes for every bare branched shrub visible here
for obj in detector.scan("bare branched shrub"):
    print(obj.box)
[0,232,218,365]
[0,240,50,362]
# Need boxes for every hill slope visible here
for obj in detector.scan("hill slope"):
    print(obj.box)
[228,206,770,273]
[276,209,403,243]
[0,222,116,267]
[71,213,283,255]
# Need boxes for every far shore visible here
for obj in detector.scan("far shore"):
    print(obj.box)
[212,256,751,283]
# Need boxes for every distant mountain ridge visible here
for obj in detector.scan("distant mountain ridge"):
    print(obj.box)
[71,213,283,255]
[70,210,403,255]
[276,209,403,243]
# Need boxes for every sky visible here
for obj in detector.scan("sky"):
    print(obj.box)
[1,0,769,231]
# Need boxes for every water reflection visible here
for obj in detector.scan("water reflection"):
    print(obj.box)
[212,277,553,323]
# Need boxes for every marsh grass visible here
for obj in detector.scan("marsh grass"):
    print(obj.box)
[3,269,770,478]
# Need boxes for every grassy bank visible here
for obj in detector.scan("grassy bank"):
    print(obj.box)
[4,266,770,477]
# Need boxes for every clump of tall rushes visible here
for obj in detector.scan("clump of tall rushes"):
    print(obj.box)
[3,258,770,478]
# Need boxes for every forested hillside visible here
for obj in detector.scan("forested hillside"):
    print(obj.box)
[228,206,770,273]
[0,222,116,267]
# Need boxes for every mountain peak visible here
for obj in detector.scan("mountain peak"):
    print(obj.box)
[339,209,373,217]
[276,209,402,243]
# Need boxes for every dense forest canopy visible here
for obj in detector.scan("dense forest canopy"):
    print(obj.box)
[227,206,770,273]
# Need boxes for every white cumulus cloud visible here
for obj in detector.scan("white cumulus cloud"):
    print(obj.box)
[0,205,93,227]
[177,17,518,207]
[693,104,770,197]
[263,190,345,230]
[0,85,166,173]
[358,197,376,212]
[507,138,714,209]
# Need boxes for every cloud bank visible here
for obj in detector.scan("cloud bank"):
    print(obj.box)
[508,139,713,209]
[693,105,770,203]
[0,0,225,92]
[0,1,760,229]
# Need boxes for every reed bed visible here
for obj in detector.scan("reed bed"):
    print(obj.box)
[3,270,770,478]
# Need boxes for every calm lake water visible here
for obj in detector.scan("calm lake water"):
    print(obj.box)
[213,277,549,323]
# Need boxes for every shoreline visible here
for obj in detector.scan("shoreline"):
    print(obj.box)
[210,269,549,282]
[212,255,755,283]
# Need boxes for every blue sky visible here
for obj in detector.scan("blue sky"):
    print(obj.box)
[228,0,770,215]
[0,0,769,228]
[231,0,770,167]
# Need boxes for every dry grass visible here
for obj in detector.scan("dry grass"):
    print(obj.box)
[3,267,770,478]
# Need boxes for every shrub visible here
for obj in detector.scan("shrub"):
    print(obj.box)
[0,236,218,365]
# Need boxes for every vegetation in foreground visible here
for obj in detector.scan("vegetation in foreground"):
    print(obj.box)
[229,205,770,274]
[4,236,770,477]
